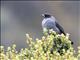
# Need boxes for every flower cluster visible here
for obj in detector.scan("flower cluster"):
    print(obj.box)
[0,30,80,60]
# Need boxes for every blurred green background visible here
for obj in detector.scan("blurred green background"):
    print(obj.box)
[1,1,80,50]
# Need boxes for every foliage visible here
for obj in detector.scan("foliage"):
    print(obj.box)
[0,30,80,60]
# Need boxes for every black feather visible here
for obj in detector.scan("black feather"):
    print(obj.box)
[55,21,66,35]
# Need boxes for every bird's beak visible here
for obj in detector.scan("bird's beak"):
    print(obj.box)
[42,14,44,17]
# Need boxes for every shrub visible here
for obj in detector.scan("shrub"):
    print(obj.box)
[0,30,80,60]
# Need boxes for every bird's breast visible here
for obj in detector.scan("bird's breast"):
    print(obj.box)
[42,18,55,27]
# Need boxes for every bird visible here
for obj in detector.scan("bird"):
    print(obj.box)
[41,13,66,35]
[41,13,73,45]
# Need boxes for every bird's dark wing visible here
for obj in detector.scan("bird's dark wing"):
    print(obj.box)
[55,21,65,35]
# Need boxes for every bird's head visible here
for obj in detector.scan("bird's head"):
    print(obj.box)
[42,13,51,18]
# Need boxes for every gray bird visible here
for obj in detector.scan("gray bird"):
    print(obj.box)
[42,13,66,35]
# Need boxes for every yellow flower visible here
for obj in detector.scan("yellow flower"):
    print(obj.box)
[0,46,4,49]
[7,47,11,51]
[35,44,39,49]
[78,46,80,50]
